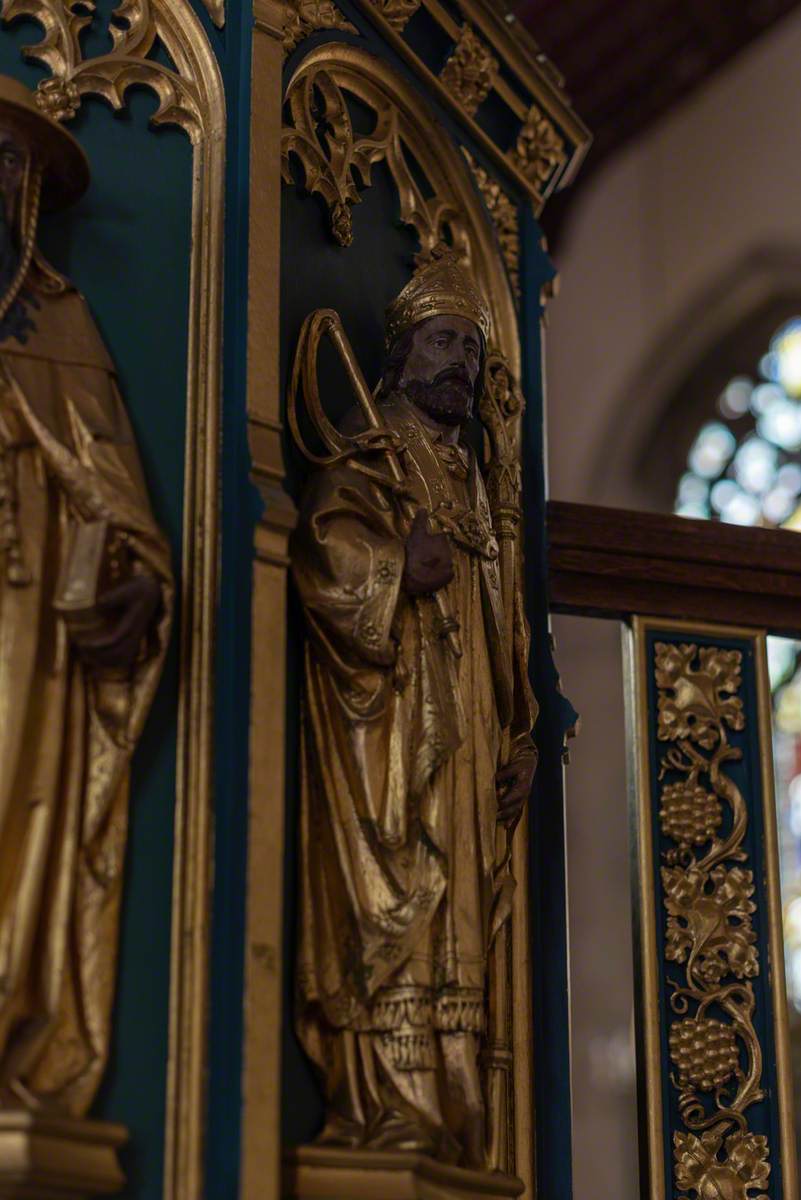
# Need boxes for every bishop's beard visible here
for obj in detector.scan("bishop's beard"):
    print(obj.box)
[401,367,475,427]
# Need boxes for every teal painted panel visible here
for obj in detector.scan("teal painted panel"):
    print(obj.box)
[0,14,192,1200]
[641,629,785,1198]
[206,4,255,1197]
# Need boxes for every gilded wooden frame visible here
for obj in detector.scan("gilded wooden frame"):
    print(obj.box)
[243,8,293,1200]
[160,15,225,1199]
[0,3,226,1196]
[625,616,798,1199]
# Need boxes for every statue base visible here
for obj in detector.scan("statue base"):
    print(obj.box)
[0,1112,126,1199]
[284,1146,525,1200]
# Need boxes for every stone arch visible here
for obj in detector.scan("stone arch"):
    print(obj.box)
[588,247,801,510]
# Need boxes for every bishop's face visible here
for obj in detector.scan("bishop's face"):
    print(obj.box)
[399,314,482,427]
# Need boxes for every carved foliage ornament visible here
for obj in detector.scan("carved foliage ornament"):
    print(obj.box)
[440,24,497,117]
[365,0,420,31]
[654,642,770,1199]
[511,102,566,187]
[2,0,207,141]
[283,0,357,56]
[463,149,519,302]
[282,60,468,259]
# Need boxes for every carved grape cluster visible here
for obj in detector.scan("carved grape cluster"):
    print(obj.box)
[659,781,722,849]
[669,1017,739,1092]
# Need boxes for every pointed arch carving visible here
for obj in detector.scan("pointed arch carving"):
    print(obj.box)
[0,3,225,1197]
[282,41,520,376]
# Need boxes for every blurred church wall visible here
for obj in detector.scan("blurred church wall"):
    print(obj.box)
[548,4,801,509]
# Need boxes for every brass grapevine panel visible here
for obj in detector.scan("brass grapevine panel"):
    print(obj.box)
[626,617,798,1200]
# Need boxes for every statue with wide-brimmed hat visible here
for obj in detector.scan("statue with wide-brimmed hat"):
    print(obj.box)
[0,73,172,1148]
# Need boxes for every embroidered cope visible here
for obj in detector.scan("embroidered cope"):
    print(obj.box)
[292,395,535,1154]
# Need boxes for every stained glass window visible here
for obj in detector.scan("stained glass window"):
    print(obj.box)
[673,317,801,1014]
[675,318,801,528]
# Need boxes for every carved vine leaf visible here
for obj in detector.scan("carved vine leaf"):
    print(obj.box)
[1,0,204,141]
[674,1130,769,1200]
[656,642,744,748]
[654,639,769,1195]
[663,863,758,986]
[283,0,358,57]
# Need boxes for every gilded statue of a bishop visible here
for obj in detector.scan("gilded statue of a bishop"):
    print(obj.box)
[0,77,171,1115]
[291,253,537,1167]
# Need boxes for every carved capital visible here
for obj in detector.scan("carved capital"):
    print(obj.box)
[254,0,287,38]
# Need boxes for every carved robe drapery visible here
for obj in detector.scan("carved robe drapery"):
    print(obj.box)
[0,282,171,1114]
[292,395,535,1154]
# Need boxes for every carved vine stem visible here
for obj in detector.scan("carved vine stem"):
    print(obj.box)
[655,642,771,1199]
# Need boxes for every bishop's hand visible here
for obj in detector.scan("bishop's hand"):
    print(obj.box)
[403,509,454,596]
[496,752,537,829]
[72,572,161,672]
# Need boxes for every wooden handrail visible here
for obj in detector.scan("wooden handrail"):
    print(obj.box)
[547,500,801,634]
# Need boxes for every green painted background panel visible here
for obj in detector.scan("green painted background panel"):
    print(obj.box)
[0,13,192,1199]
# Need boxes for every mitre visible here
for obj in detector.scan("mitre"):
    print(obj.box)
[385,249,492,348]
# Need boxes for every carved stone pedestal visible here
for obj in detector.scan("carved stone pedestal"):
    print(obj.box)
[284,1147,525,1200]
[0,1112,126,1199]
